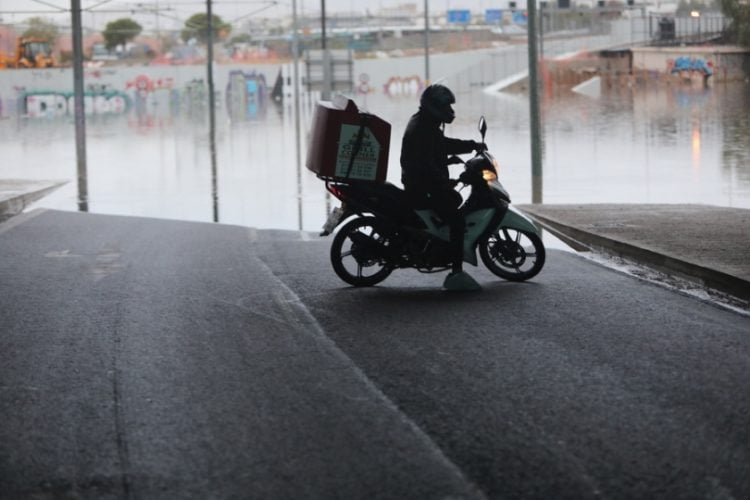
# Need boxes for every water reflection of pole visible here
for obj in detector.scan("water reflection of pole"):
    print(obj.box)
[71,0,88,212]
[293,0,303,230]
[527,0,543,204]
[207,0,219,222]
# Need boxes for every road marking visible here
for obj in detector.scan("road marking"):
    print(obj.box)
[91,249,125,282]
[44,250,83,258]
[43,247,125,281]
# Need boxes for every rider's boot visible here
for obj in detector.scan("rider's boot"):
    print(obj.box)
[443,264,481,292]
[443,219,480,291]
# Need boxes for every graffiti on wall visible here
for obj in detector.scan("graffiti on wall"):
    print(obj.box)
[383,75,424,97]
[126,74,175,93]
[180,79,208,120]
[225,70,268,121]
[126,74,178,119]
[668,56,714,77]
[2,68,279,123]
[22,88,131,118]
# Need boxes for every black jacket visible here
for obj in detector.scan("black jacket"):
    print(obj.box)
[400,110,476,193]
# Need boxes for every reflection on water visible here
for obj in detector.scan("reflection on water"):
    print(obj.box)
[1,82,748,232]
[539,82,750,207]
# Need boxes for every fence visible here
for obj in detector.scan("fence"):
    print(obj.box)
[649,14,727,46]
[450,12,729,93]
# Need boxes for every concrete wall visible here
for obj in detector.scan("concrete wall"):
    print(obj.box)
[0,63,283,119]
[631,46,750,82]
[0,48,502,119]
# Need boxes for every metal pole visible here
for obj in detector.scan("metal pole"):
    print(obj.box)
[321,0,326,51]
[319,0,332,215]
[321,0,331,100]
[539,3,544,62]
[527,0,543,204]
[207,0,219,222]
[424,0,430,84]
[293,0,304,230]
[71,0,88,212]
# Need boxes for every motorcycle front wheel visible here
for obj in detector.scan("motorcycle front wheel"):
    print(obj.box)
[479,227,545,282]
[330,216,393,287]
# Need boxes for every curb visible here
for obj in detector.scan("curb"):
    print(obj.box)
[0,181,67,221]
[519,208,750,303]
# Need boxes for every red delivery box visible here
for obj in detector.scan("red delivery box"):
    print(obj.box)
[306,96,391,183]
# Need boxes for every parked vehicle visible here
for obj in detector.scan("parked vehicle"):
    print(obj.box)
[320,117,546,287]
[0,37,55,69]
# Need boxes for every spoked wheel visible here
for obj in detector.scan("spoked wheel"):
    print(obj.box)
[330,216,393,287]
[479,227,545,282]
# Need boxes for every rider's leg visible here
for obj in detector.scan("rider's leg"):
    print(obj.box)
[428,189,465,272]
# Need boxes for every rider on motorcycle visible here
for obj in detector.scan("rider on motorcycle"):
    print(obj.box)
[400,83,487,291]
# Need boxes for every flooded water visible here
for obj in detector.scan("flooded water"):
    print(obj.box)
[1,79,748,232]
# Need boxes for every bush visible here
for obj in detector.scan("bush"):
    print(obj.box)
[721,0,750,47]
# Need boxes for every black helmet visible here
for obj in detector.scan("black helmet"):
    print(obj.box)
[420,83,456,124]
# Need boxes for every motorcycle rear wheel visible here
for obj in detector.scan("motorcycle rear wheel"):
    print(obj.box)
[330,216,393,287]
[479,227,545,282]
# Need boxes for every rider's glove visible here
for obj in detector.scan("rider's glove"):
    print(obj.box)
[473,141,488,152]
[458,170,476,185]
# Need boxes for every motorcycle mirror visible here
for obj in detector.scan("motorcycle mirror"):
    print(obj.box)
[478,116,487,141]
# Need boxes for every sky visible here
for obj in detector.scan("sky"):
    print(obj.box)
[0,0,500,29]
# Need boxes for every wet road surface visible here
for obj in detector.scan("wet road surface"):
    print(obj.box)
[1,210,749,498]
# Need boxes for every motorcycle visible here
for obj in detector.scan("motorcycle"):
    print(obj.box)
[319,117,545,287]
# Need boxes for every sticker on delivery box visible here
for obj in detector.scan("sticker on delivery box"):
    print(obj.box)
[335,124,381,180]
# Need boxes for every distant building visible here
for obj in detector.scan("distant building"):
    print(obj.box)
[0,24,19,55]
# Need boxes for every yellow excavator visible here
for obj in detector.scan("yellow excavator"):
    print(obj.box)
[0,37,55,69]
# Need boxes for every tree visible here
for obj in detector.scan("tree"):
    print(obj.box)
[181,13,232,44]
[22,17,59,42]
[103,18,143,51]
[720,0,750,47]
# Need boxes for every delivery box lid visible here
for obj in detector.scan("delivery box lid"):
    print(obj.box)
[306,97,391,183]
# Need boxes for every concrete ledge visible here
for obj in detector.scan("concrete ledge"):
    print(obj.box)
[0,180,67,221]
[518,204,750,302]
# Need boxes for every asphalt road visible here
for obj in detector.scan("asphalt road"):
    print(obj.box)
[1,210,749,499]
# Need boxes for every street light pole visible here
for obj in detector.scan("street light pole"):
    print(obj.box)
[71,0,88,212]
[206,0,219,222]
[321,0,331,100]
[424,0,430,84]
[527,0,543,204]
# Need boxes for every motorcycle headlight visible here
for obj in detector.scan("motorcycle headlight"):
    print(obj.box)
[482,169,497,182]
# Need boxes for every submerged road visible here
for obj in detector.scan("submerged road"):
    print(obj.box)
[1,210,749,499]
